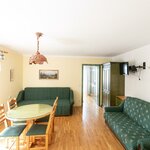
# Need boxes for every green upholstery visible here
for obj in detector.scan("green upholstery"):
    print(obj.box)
[17,90,24,102]
[13,120,26,125]
[0,125,26,137]
[24,87,70,100]
[137,138,150,150]
[104,112,128,132]
[124,97,150,132]
[104,97,150,150]
[105,101,124,112]
[18,100,54,105]
[17,87,74,116]
[26,124,47,136]
[35,115,49,123]
[70,90,74,105]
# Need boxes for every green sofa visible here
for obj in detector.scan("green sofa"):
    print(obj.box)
[104,97,150,150]
[16,87,74,116]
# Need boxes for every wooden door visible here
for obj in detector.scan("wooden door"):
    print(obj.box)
[102,64,110,106]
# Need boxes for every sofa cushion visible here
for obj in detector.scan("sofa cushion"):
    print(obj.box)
[56,99,71,115]
[18,100,54,106]
[105,111,150,150]
[105,97,150,150]
[138,102,150,132]
[115,120,150,150]
[124,97,150,132]
[123,97,143,125]
[24,87,70,101]
[104,112,130,132]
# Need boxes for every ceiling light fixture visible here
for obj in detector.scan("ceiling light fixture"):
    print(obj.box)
[29,32,48,64]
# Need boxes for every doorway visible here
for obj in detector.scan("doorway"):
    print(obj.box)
[82,64,100,106]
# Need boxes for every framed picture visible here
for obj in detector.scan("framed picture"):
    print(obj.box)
[39,70,59,80]
[10,69,14,82]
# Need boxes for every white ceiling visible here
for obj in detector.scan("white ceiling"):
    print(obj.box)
[0,0,150,57]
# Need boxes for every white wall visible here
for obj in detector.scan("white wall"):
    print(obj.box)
[112,44,150,102]
[23,55,109,106]
[0,47,23,106]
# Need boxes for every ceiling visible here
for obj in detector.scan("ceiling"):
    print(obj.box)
[0,0,150,57]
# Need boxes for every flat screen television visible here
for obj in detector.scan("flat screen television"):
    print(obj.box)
[120,62,129,75]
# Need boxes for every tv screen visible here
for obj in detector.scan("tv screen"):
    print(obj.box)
[120,62,129,75]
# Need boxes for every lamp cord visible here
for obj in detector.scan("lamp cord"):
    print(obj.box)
[36,32,43,52]
[37,36,39,52]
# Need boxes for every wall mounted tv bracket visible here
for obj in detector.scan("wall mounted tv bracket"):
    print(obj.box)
[137,62,146,69]
[129,62,146,72]
[129,62,146,80]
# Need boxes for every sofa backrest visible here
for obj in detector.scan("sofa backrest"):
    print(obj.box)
[24,87,70,100]
[124,97,150,132]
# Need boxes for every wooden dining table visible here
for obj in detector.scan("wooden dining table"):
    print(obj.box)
[5,104,53,148]
[6,104,52,122]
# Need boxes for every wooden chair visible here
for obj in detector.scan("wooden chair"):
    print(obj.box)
[7,98,26,125]
[7,98,17,110]
[0,104,26,150]
[26,97,58,150]
[51,97,58,132]
[35,97,58,127]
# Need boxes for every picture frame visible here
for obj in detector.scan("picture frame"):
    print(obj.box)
[10,69,14,82]
[39,70,59,80]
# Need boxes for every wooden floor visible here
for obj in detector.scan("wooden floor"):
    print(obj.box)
[0,96,125,150]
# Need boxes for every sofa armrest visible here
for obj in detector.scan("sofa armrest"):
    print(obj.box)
[137,137,150,150]
[70,90,74,105]
[105,101,124,112]
[16,90,24,102]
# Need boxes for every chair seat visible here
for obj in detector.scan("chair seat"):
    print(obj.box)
[36,115,49,123]
[26,124,47,136]
[13,120,26,125]
[0,125,26,137]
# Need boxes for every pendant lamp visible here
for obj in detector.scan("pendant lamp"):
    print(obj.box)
[29,32,48,64]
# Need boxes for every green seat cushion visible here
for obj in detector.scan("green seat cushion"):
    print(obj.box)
[115,119,150,150]
[26,124,47,136]
[12,120,26,125]
[36,115,49,123]
[105,111,150,150]
[18,100,54,106]
[104,112,129,131]
[104,112,127,122]
[105,97,150,150]
[0,125,26,137]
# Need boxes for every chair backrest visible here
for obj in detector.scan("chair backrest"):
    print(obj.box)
[46,110,55,134]
[0,104,8,128]
[46,97,58,134]
[7,98,17,110]
[53,97,58,113]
